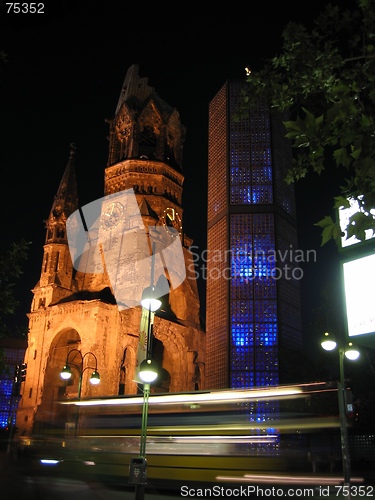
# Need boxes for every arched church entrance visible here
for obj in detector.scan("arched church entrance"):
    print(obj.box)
[33,329,81,434]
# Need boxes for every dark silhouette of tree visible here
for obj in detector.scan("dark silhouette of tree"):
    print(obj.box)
[238,0,375,246]
[0,240,30,343]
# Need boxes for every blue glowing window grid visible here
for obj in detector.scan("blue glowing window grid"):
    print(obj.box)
[254,301,276,322]
[231,322,277,347]
[229,108,273,206]
[256,371,279,386]
[230,213,278,389]
[231,300,253,322]
[230,370,279,388]
[230,185,273,205]
[255,347,279,370]
[246,401,278,423]
[253,278,277,299]
[232,323,254,346]
[0,379,15,427]
[231,371,255,387]
[255,324,278,346]
[230,347,254,370]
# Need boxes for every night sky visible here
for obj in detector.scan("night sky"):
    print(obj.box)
[0,1,352,352]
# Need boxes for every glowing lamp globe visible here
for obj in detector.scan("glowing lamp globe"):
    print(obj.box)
[139,359,158,383]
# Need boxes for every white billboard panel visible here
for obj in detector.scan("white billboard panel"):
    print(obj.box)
[339,197,375,248]
[343,253,375,337]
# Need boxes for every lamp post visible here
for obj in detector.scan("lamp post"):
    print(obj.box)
[321,332,359,489]
[132,244,160,500]
[60,349,100,433]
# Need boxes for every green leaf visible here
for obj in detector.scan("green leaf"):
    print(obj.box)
[314,216,339,246]
[333,196,351,209]
[314,215,335,229]
[321,224,335,246]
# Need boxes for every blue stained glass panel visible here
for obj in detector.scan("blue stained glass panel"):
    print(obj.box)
[231,323,254,346]
[255,323,278,346]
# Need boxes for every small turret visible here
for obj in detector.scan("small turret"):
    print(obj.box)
[45,143,79,244]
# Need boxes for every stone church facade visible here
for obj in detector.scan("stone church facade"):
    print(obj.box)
[16,65,205,436]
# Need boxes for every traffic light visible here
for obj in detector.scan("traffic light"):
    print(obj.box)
[12,364,21,396]
[13,364,20,383]
[20,363,27,382]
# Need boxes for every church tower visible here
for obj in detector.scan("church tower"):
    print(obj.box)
[16,65,205,436]
[33,144,79,310]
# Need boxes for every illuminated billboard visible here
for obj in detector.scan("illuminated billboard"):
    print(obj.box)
[342,253,375,337]
[339,197,375,248]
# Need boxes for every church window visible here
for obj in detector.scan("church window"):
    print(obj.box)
[54,252,60,272]
[56,227,65,239]
[43,253,49,272]
[139,125,157,158]
[118,348,128,395]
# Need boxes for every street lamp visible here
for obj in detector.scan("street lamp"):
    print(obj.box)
[131,245,160,500]
[320,332,359,488]
[60,349,100,432]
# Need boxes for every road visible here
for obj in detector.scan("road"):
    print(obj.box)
[1,451,374,499]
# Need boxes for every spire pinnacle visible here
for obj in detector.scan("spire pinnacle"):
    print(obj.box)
[69,142,77,159]
[47,145,79,235]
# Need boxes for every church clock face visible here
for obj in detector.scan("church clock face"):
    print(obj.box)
[101,201,124,230]
[115,113,130,141]
[162,207,182,236]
